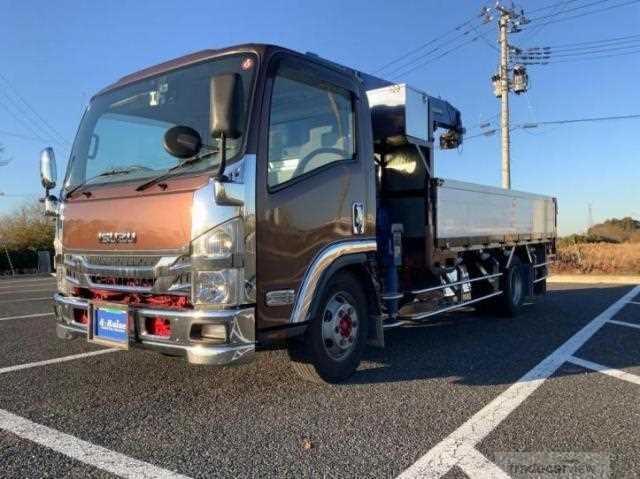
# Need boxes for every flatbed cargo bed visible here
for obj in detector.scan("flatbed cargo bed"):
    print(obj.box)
[434,178,557,250]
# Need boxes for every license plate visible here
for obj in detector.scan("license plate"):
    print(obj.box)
[90,304,129,348]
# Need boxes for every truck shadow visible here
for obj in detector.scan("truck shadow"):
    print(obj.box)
[345,284,638,387]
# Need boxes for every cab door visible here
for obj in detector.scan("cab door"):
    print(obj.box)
[255,54,374,331]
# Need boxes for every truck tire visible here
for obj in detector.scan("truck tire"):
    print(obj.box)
[288,271,368,384]
[476,257,525,317]
[495,257,525,317]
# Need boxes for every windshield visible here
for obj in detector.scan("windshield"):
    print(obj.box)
[64,54,256,190]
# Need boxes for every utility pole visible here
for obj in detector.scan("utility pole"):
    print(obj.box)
[491,4,529,189]
[499,11,511,189]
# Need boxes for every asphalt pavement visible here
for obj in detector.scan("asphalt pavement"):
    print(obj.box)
[0,275,638,478]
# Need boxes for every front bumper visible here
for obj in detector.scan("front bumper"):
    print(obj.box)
[53,293,255,366]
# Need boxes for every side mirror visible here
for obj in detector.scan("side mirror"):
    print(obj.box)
[40,147,57,190]
[210,73,244,139]
[163,125,202,159]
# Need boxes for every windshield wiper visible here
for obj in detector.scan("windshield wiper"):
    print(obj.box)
[135,150,218,192]
[65,165,149,197]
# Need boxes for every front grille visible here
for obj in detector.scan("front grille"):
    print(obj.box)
[83,255,159,268]
[89,276,155,289]
[63,253,190,295]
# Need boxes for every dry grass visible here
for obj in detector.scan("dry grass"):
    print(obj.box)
[552,242,640,275]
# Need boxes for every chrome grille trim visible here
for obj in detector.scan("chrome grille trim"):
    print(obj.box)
[62,253,191,295]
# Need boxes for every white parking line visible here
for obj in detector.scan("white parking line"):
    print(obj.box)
[456,445,510,479]
[608,319,640,331]
[0,349,118,375]
[0,297,52,303]
[0,285,55,292]
[0,408,191,478]
[0,313,54,322]
[0,278,55,286]
[628,301,640,306]
[397,285,640,479]
[0,288,56,295]
[0,282,55,290]
[568,356,640,386]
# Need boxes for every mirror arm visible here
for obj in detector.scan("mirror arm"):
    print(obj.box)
[214,132,228,182]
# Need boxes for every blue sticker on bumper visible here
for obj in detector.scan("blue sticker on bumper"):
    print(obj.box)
[94,307,128,343]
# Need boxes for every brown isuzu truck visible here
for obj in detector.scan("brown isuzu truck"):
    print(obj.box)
[39,44,556,383]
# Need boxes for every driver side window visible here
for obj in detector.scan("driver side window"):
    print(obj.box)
[268,66,355,188]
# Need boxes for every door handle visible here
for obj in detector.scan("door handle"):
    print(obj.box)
[352,202,365,235]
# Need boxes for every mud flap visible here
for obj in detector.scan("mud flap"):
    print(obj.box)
[367,314,385,348]
[522,264,535,298]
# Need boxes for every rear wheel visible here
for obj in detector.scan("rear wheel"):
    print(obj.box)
[288,271,368,384]
[495,257,525,317]
[476,257,525,317]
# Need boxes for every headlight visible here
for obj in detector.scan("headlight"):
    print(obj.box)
[191,219,242,259]
[194,269,242,305]
[191,218,244,306]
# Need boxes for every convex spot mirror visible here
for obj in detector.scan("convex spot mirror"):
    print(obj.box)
[40,147,57,190]
[163,125,203,159]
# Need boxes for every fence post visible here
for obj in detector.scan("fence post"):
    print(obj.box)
[3,245,15,276]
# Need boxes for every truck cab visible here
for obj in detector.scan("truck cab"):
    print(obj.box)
[40,44,555,383]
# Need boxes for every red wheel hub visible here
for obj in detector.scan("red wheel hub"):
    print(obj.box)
[339,315,352,338]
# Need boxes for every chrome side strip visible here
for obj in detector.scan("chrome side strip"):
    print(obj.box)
[135,307,241,320]
[410,273,502,295]
[400,290,503,321]
[289,239,377,324]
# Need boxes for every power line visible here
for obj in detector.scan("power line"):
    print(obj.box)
[465,113,640,140]
[0,73,71,148]
[389,27,494,79]
[528,0,622,21]
[0,129,48,143]
[0,89,70,151]
[515,42,640,59]
[520,39,640,55]
[372,10,489,74]
[517,46,640,64]
[525,0,640,29]
[523,32,640,49]
[520,113,640,126]
[0,192,37,198]
[384,24,493,78]
[519,0,571,42]
[471,23,499,52]
[524,0,597,15]
[0,95,48,143]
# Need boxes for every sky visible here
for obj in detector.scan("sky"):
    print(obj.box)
[0,0,638,235]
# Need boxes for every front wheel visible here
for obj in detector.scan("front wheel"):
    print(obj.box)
[288,271,368,384]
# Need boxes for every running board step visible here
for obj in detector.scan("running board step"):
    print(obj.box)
[382,319,405,329]
[398,291,503,321]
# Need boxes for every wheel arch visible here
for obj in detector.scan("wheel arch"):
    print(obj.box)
[307,254,381,321]
[283,240,381,345]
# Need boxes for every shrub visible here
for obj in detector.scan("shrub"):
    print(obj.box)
[552,243,640,275]
[0,201,54,274]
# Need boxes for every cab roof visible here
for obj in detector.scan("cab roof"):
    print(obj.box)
[95,43,391,98]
